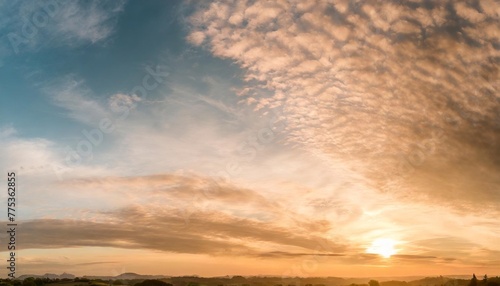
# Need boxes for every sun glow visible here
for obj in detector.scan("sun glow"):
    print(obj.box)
[367,238,397,258]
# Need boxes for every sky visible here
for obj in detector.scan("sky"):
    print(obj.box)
[0,0,499,278]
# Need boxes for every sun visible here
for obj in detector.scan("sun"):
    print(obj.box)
[367,238,397,258]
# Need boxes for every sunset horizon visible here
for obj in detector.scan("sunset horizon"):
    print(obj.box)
[0,0,499,279]
[11,272,500,279]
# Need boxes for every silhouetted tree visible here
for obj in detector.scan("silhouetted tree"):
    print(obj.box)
[134,280,172,286]
[231,277,246,283]
[369,280,380,286]
[34,279,43,286]
[470,274,478,286]
[486,277,500,286]
[22,278,36,286]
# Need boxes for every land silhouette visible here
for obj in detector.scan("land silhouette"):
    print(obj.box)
[3,273,499,286]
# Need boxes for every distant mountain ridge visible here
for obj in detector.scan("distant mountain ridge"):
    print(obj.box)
[84,273,170,280]
[18,273,75,280]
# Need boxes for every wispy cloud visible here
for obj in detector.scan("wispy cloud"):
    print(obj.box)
[42,75,110,125]
[12,206,345,257]
[75,261,118,266]
[0,0,125,55]
[8,171,497,268]
[51,0,125,45]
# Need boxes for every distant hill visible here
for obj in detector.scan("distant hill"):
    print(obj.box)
[117,273,170,280]
[83,273,169,280]
[18,273,75,280]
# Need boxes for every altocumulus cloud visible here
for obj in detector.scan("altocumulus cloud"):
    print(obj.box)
[187,0,499,211]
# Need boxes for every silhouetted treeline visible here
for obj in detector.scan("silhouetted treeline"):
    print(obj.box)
[1,274,498,286]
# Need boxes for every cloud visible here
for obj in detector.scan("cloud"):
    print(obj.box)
[15,170,497,267]
[0,125,123,220]
[258,251,345,258]
[13,206,482,266]
[0,125,17,138]
[11,205,346,257]
[59,173,274,205]
[0,0,125,55]
[51,0,125,45]
[109,93,142,113]
[42,76,110,125]
[75,261,118,266]
[55,172,340,236]
[0,128,56,176]
[391,254,437,260]
[186,0,500,212]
